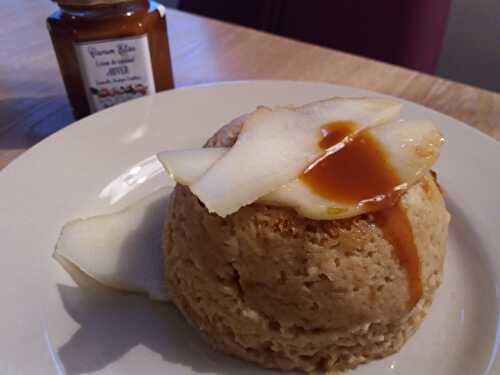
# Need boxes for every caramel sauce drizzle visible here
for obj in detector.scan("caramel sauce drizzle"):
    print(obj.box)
[303,122,400,205]
[374,204,422,307]
[301,121,422,307]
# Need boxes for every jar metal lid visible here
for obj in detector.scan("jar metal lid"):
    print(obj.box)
[54,0,132,6]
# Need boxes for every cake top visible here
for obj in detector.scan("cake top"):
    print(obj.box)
[158,97,443,220]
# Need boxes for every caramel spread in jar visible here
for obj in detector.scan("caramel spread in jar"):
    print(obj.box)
[302,121,422,307]
[47,0,174,118]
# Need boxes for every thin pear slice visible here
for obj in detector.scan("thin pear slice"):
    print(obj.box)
[258,180,354,219]
[54,188,172,301]
[158,120,442,220]
[370,120,444,182]
[158,151,352,219]
[158,148,223,185]
[262,120,443,219]
[190,97,402,217]
[158,148,227,185]
[297,97,402,125]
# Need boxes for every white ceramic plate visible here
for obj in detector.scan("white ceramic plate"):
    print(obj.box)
[1,81,499,375]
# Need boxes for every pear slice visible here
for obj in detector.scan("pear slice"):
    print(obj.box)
[261,120,443,219]
[189,97,402,217]
[158,148,223,185]
[297,97,402,124]
[370,120,443,182]
[54,188,172,301]
[157,120,443,220]
[158,148,227,185]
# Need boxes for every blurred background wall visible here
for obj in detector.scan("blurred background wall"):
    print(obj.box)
[159,0,500,93]
[436,0,500,92]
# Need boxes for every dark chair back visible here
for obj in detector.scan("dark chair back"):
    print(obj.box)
[179,0,451,74]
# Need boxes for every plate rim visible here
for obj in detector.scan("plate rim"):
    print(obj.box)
[1,79,499,375]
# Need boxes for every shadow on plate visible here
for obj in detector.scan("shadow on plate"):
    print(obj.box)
[56,284,277,375]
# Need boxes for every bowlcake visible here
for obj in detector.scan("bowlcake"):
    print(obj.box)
[162,116,449,373]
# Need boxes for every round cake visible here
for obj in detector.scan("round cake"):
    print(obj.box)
[162,115,450,372]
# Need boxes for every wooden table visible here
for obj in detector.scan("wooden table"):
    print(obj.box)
[1,2,499,170]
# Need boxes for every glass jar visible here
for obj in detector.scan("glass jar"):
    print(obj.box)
[47,0,174,119]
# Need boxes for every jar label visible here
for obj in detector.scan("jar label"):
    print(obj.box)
[74,35,156,113]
